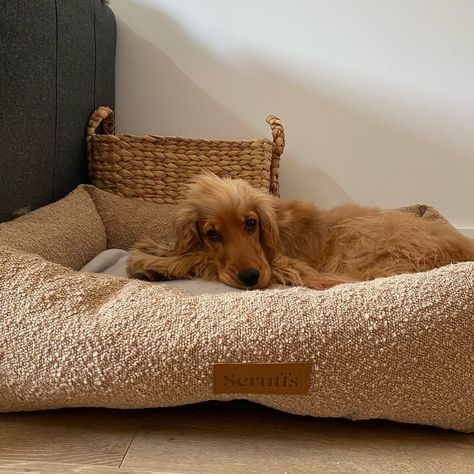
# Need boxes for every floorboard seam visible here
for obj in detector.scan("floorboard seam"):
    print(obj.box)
[118,421,143,469]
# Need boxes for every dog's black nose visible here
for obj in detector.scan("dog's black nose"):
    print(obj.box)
[237,268,260,287]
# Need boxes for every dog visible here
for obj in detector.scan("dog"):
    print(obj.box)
[127,173,474,290]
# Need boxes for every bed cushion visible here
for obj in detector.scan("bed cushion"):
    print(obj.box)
[0,185,472,432]
[85,185,176,250]
[0,186,106,270]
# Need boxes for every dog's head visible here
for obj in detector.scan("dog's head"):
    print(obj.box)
[173,173,279,289]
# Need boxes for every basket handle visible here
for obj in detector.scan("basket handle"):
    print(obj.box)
[266,115,285,196]
[87,106,115,136]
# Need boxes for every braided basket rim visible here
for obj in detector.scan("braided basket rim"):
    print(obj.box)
[87,133,273,145]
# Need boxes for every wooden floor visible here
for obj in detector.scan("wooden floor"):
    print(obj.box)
[0,401,473,473]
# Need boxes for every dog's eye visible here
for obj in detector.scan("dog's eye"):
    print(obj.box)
[245,219,257,233]
[206,229,222,242]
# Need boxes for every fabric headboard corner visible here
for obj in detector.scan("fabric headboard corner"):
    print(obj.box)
[0,0,116,222]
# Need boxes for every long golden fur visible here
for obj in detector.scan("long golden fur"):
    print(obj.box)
[127,173,474,290]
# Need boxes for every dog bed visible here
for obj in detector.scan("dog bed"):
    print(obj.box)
[1,184,472,432]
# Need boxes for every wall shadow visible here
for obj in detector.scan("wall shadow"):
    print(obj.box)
[112,2,474,223]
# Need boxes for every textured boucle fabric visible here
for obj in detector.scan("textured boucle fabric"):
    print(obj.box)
[84,185,176,250]
[0,245,473,431]
[0,186,106,270]
[0,185,473,431]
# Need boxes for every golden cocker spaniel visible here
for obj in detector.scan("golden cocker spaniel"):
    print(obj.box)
[128,173,474,290]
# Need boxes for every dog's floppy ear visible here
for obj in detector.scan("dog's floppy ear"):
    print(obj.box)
[173,205,202,254]
[255,194,279,261]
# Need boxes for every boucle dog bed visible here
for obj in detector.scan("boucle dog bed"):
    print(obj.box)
[0,185,473,432]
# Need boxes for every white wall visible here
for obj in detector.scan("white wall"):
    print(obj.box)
[110,0,474,235]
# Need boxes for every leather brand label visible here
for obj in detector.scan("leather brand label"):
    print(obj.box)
[213,362,312,395]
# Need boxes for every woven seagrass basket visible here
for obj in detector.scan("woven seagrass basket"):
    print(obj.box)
[87,107,285,203]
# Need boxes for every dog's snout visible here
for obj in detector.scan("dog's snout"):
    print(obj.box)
[237,268,260,287]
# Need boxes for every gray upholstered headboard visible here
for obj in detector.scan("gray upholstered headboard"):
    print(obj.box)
[0,0,116,222]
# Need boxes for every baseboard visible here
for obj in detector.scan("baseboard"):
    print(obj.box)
[458,228,474,238]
